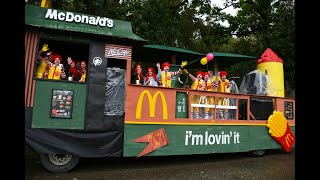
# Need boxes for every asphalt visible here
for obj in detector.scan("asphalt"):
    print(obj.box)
[25,148,295,180]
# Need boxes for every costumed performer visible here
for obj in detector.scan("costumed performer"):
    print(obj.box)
[217,71,231,119]
[144,67,160,86]
[132,63,144,85]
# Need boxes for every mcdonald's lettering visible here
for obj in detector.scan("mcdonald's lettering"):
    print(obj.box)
[136,90,168,120]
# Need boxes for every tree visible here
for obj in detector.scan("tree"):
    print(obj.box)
[224,0,295,97]
[27,0,294,97]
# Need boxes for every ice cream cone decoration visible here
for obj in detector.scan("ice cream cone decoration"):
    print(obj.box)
[267,111,295,152]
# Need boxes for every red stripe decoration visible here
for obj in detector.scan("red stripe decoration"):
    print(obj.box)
[25,31,40,107]
[105,44,132,60]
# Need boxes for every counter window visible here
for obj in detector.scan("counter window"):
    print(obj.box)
[34,38,90,83]
[250,98,274,120]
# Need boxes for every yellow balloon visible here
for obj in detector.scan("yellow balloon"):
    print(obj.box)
[200,57,208,65]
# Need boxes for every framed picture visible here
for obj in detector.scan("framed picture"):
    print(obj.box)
[284,101,294,120]
[50,89,74,119]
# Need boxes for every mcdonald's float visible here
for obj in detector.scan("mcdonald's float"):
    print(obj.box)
[25,3,295,173]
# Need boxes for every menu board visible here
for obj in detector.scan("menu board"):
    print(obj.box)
[284,101,293,120]
[50,89,74,119]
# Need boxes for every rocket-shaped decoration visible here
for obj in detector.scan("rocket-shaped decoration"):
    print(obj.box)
[257,48,285,97]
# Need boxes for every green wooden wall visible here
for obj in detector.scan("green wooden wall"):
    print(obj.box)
[32,80,87,129]
[123,124,295,157]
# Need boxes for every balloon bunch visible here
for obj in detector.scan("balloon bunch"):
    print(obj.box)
[200,53,214,65]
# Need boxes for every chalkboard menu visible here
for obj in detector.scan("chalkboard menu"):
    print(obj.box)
[50,89,74,119]
[284,101,294,120]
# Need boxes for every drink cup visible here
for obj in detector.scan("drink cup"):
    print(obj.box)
[136,80,140,85]
[59,64,64,70]
[68,76,73,81]
[177,106,182,112]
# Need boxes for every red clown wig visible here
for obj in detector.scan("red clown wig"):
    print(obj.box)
[134,63,141,73]
[69,59,77,77]
[203,72,210,77]
[162,62,170,70]
[196,71,203,78]
[219,71,228,77]
[51,55,62,63]
[145,67,156,82]
[134,63,143,77]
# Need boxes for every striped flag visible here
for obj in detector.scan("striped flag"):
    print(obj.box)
[132,128,169,158]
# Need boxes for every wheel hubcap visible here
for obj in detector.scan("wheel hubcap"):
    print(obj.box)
[48,154,72,166]
[256,150,265,155]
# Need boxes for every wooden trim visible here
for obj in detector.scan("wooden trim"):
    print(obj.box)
[249,111,256,120]
[25,31,31,106]
[29,32,38,107]
[171,55,176,64]
[247,96,250,120]
[235,97,239,120]
[126,57,132,85]
[25,30,40,107]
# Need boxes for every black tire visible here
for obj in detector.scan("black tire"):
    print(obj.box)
[249,150,267,157]
[39,154,79,173]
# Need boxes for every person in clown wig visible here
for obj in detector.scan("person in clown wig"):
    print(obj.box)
[156,61,187,88]
[202,72,219,119]
[79,61,87,82]
[184,70,205,119]
[144,67,160,86]
[35,45,55,79]
[217,71,231,119]
[131,63,144,85]
[47,55,66,80]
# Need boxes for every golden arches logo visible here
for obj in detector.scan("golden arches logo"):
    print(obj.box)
[136,90,168,120]
[285,134,294,147]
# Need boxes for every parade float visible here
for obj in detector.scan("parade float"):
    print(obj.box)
[25,2,295,173]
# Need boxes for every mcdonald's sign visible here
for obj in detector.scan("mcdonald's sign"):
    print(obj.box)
[136,90,168,120]
[285,134,294,147]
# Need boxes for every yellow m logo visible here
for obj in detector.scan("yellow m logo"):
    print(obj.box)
[136,90,168,120]
[285,134,294,147]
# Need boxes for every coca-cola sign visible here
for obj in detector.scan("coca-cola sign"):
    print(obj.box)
[107,48,129,57]
[105,44,132,60]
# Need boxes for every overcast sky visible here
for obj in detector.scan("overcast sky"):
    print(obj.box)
[212,0,239,16]
[211,0,240,27]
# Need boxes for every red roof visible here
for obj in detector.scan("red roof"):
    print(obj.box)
[257,48,283,64]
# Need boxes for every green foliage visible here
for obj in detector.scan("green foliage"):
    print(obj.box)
[227,60,256,86]
[225,0,295,97]
[121,0,183,46]
[39,0,294,97]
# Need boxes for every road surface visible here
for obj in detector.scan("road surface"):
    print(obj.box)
[25,148,295,180]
